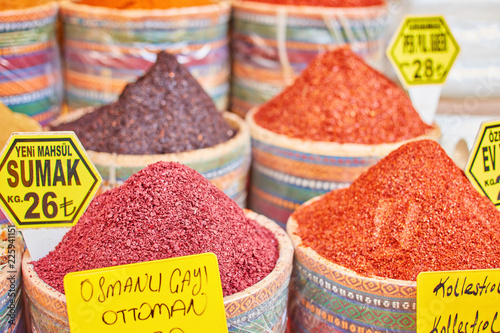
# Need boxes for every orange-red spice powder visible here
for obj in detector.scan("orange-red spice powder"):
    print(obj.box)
[292,140,500,281]
[76,0,213,10]
[254,47,432,144]
[242,0,383,7]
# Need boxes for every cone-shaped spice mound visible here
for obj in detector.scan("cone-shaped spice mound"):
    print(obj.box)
[34,162,279,296]
[292,140,500,281]
[52,52,235,155]
[254,47,432,144]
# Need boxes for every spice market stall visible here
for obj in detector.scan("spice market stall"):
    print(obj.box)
[287,140,500,332]
[23,162,294,332]
[247,47,440,226]
[50,51,250,207]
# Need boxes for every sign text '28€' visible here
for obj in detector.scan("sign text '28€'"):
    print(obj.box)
[387,16,460,87]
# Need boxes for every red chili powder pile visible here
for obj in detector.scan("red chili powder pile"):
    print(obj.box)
[33,162,279,296]
[292,140,500,281]
[77,0,213,10]
[242,0,383,7]
[254,47,432,144]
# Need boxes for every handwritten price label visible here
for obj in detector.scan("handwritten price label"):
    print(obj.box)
[0,132,101,228]
[417,269,500,333]
[64,253,228,333]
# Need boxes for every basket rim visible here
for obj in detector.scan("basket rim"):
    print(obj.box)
[246,106,441,157]
[49,108,249,167]
[286,195,417,288]
[59,0,230,18]
[22,210,294,318]
[224,210,294,307]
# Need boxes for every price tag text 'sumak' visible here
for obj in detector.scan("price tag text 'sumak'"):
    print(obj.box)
[0,133,101,228]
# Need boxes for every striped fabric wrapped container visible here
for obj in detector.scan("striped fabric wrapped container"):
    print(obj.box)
[231,0,388,117]
[51,108,251,208]
[60,1,231,111]
[0,2,62,125]
[247,109,441,228]
[22,211,294,333]
[287,213,417,333]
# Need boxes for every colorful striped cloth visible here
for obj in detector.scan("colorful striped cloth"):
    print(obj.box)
[231,0,388,117]
[0,2,62,125]
[60,2,231,111]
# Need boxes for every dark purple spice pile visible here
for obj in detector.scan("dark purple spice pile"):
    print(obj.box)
[52,52,235,154]
[33,162,279,296]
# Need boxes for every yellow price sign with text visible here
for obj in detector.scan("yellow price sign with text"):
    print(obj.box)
[465,120,500,208]
[417,269,500,333]
[0,132,101,228]
[64,253,228,333]
[387,16,460,87]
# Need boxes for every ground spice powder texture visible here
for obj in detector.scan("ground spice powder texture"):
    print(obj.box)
[0,0,53,10]
[33,162,279,297]
[52,52,235,155]
[76,0,213,10]
[242,0,383,7]
[254,47,432,144]
[292,140,500,281]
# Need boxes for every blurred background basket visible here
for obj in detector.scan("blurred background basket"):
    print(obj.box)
[287,211,417,333]
[60,1,231,111]
[0,2,62,125]
[231,0,388,116]
[22,210,294,333]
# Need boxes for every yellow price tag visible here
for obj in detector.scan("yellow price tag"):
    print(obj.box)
[0,132,101,228]
[387,15,460,87]
[417,269,500,333]
[64,253,228,333]
[465,119,500,208]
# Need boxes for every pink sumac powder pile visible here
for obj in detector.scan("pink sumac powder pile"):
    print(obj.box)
[33,162,279,296]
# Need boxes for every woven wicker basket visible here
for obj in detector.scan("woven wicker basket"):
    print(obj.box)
[22,211,294,332]
[286,203,417,333]
[247,107,441,226]
[60,1,230,111]
[231,0,388,116]
[50,107,251,207]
